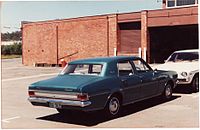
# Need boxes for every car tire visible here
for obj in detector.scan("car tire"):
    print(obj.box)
[192,74,199,92]
[105,95,121,118]
[162,83,173,100]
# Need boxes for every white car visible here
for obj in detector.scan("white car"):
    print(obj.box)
[154,49,199,92]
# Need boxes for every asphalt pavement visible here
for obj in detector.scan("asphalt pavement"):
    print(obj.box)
[1,58,199,128]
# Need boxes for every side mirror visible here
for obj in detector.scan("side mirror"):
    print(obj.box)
[153,69,157,76]
[129,73,133,76]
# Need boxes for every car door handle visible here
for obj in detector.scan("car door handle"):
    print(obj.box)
[121,79,127,82]
[138,76,143,78]
[121,79,128,87]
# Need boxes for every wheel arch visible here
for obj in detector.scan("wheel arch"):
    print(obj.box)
[193,72,199,78]
[190,71,199,82]
[104,91,123,109]
[191,72,199,92]
[165,79,174,88]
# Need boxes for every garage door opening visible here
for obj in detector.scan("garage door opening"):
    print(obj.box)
[149,24,198,63]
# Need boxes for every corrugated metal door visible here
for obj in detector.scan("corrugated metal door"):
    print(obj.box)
[119,22,141,54]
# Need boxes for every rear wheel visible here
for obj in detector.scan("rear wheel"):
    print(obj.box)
[105,95,121,118]
[192,75,199,92]
[162,83,173,100]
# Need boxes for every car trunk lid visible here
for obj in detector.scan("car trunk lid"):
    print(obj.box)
[29,74,100,92]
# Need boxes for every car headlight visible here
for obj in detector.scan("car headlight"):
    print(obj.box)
[181,72,187,77]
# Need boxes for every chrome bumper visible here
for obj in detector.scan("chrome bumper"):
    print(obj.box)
[28,97,91,107]
[177,79,191,84]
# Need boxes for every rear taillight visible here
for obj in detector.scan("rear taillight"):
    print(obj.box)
[77,93,89,101]
[28,91,35,97]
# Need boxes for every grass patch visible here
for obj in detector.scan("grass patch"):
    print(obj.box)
[1,55,22,59]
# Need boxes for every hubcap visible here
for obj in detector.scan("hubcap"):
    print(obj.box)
[109,97,120,115]
[165,85,172,98]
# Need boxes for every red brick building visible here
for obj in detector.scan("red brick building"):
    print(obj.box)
[22,0,198,66]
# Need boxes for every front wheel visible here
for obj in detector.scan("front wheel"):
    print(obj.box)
[192,75,199,92]
[105,95,121,118]
[162,83,173,100]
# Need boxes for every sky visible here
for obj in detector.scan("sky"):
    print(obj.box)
[1,0,162,33]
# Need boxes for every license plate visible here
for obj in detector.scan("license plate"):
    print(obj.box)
[49,102,62,108]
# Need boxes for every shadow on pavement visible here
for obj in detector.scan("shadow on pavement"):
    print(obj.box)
[173,85,193,94]
[37,95,181,127]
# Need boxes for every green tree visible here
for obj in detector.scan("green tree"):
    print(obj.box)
[1,31,22,41]
[1,43,22,55]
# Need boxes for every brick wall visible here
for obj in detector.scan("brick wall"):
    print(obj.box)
[22,15,117,66]
[23,23,57,66]
[22,6,198,66]
[58,16,108,63]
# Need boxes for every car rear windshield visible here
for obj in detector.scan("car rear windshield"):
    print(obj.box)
[167,52,199,62]
[60,64,103,76]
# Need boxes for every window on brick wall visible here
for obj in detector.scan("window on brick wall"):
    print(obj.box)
[167,0,175,7]
[166,0,197,7]
[177,0,195,6]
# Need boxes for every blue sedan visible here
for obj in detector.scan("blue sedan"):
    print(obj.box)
[28,56,177,117]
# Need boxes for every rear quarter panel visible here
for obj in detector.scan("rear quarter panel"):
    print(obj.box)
[81,76,121,111]
[157,70,177,93]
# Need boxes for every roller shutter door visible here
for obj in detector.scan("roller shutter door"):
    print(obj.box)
[119,22,141,53]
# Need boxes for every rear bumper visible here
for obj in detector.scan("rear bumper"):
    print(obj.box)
[28,97,91,107]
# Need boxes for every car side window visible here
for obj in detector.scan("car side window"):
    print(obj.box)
[132,59,151,73]
[117,61,134,76]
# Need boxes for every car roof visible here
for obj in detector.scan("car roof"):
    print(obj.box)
[174,49,199,53]
[69,56,140,64]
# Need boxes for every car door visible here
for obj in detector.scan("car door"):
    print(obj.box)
[117,60,142,104]
[131,59,159,99]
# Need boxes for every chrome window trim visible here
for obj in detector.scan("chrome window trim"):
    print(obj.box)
[117,60,135,77]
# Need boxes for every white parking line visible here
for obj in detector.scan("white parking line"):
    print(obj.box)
[192,94,199,98]
[2,73,58,82]
[185,94,199,98]
[2,67,25,70]
[2,116,20,123]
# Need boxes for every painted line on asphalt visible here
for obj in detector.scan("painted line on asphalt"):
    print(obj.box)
[2,116,20,123]
[185,94,199,98]
[2,73,58,82]
[192,94,199,98]
[2,67,25,70]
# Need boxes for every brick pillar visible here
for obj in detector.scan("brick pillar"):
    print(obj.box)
[141,11,148,61]
[108,14,118,56]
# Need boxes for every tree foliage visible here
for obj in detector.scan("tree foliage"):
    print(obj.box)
[1,31,22,41]
[1,43,22,55]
